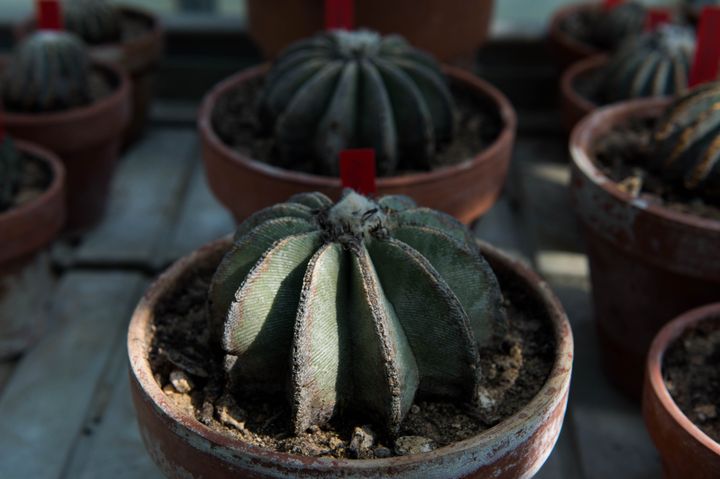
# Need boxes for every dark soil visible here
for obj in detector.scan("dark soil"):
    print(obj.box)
[573,68,604,106]
[211,76,502,177]
[148,249,555,460]
[0,152,52,214]
[662,316,720,443]
[593,118,720,221]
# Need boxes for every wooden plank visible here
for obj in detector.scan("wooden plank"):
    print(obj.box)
[0,271,145,479]
[59,128,198,271]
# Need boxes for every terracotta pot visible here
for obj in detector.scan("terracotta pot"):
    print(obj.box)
[570,98,720,400]
[15,6,164,148]
[199,65,516,225]
[2,61,131,232]
[560,54,606,132]
[0,141,66,358]
[246,0,494,63]
[128,236,573,479]
[643,302,720,479]
[547,3,603,72]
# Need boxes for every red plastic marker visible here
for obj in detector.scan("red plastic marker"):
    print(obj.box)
[603,0,624,10]
[689,6,720,87]
[37,0,63,31]
[340,149,376,195]
[644,8,672,32]
[325,0,354,30]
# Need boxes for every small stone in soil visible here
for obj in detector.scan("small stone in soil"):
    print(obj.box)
[373,446,392,458]
[348,425,375,459]
[694,404,717,421]
[216,394,247,431]
[394,436,436,456]
[169,370,193,393]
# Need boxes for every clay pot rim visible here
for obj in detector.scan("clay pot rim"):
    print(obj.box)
[646,302,720,454]
[548,2,603,59]
[560,53,606,115]
[570,97,720,232]
[0,60,130,127]
[197,63,517,189]
[128,235,573,470]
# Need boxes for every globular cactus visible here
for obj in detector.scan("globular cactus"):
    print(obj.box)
[209,190,507,434]
[1,31,92,113]
[596,25,696,103]
[257,30,457,176]
[564,1,646,51]
[62,0,122,45]
[652,82,720,202]
[0,137,22,212]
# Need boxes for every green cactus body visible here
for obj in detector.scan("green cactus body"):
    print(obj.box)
[0,137,22,211]
[209,191,506,434]
[63,0,122,45]
[563,2,646,51]
[1,31,92,113]
[652,82,720,201]
[597,25,695,103]
[258,30,457,176]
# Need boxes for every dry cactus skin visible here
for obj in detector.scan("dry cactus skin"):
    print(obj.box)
[257,30,457,176]
[653,82,720,201]
[1,31,92,113]
[208,190,507,435]
[63,0,122,45]
[0,137,21,211]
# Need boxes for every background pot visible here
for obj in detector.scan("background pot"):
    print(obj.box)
[643,303,720,479]
[128,236,573,479]
[0,141,65,358]
[560,54,605,132]
[2,61,131,233]
[246,0,494,63]
[570,98,720,400]
[547,3,602,71]
[16,6,164,148]
[199,65,516,225]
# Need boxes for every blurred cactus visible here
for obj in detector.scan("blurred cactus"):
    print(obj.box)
[63,0,122,45]
[563,1,646,51]
[1,31,93,113]
[652,82,720,202]
[209,190,507,434]
[258,30,457,176]
[0,137,22,211]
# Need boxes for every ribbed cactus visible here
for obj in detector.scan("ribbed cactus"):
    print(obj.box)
[0,137,22,212]
[652,82,720,201]
[62,0,122,45]
[1,31,92,113]
[257,30,457,176]
[208,190,507,434]
[597,25,696,103]
[564,1,646,51]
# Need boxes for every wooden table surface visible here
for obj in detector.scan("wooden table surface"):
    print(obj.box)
[0,103,661,478]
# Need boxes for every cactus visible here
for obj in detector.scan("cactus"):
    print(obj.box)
[596,25,696,103]
[208,190,507,434]
[1,30,93,113]
[652,82,720,202]
[0,137,22,212]
[257,30,457,176]
[563,1,646,51]
[62,0,122,45]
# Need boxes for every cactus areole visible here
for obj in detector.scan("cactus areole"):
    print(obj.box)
[209,190,507,435]
[257,30,457,176]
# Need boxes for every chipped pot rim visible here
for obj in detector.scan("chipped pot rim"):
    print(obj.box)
[127,235,574,472]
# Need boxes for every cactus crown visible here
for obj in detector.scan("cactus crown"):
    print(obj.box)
[63,0,122,45]
[652,82,720,202]
[208,191,507,434]
[1,31,92,113]
[597,25,696,103]
[258,30,457,176]
[0,137,22,212]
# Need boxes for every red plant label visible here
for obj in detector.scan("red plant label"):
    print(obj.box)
[340,149,377,195]
[325,0,354,30]
[603,0,624,10]
[690,6,720,87]
[37,0,63,31]
[645,8,671,32]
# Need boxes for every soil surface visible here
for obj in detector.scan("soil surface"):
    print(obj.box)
[662,316,720,443]
[0,152,52,214]
[593,119,720,221]
[211,76,502,177]
[148,251,555,460]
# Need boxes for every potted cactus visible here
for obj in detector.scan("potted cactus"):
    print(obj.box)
[128,190,574,478]
[561,24,696,131]
[569,82,720,399]
[0,131,66,358]
[643,302,720,479]
[200,30,516,224]
[1,11,131,232]
[16,0,165,146]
